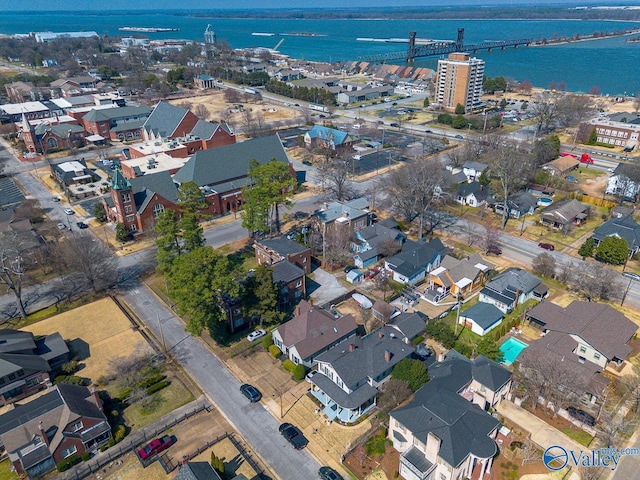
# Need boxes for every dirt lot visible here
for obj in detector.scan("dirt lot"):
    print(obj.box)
[22,297,154,384]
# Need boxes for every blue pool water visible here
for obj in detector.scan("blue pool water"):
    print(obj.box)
[499,337,528,366]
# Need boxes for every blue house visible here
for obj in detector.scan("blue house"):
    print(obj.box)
[352,223,406,269]
[384,239,448,285]
[304,125,353,151]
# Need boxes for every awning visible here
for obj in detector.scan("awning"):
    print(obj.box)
[86,134,105,142]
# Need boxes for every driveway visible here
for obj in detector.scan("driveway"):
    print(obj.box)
[309,267,349,307]
[119,280,320,480]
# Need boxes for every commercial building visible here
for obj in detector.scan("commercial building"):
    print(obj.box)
[434,52,484,113]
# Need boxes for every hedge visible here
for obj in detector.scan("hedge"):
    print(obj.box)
[56,454,80,472]
[293,364,306,381]
[146,380,171,395]
[282,359,296,373]
[268,345,282,359]
[113,425,126,443]
[412,335,425,345]
[138,373,165,389]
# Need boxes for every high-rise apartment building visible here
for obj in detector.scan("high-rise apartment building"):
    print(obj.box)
[435,52,485,113]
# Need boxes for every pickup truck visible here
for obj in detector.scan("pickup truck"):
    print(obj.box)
[279,422,308,450]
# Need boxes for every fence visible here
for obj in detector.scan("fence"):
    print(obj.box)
[569,192,617,209]
[158,432,229,473]
[61,398,212,479]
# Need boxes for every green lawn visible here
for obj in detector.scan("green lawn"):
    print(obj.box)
[123,376,195,432]
[0,460,17,480]
[561,427,594,447]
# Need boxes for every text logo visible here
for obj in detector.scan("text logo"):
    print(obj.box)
[543,446,569,471]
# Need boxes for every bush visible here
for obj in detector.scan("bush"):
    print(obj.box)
[138,373,166,389]
[61,360,78,375]
[54,375,84,386]
[365,428,389,457]
[81,452,91,462]
[391,359,429,392]
[262,333,274,349]
[282,359,296,373]
[113,425,126,443]
[293,364,306,381]
[211,452,224,474]
[412,335,425,345]
[146,380,170,395]
[56,454,80,472]
[268,345,282,359]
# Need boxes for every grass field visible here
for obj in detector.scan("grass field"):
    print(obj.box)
[0,460,17,480]
[561,427,594,447]
[22,297,154,385]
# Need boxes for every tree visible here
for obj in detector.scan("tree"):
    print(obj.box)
[115,223,130,243]
[486,143,534,228]
[60,234,118,293]
[454,104,465,115]
[167,246,239,336]
[481,224,502,253]
[531,252,556,277]
[243,264,281,324]
[568,261,623,301]
[596,235,628,265]
[578,237,596,259]
[93,202,106,223]
[391,358,429,392]
[378,378,412,412]
[476,337,503,362]
[423,97,430,108]
[242,159,296,236]
[322,225,352,267]
[194,104,209,120]
[532,135,561,166]
[316,154,355,202]
[0,232,28,319]
[155,210,183,273]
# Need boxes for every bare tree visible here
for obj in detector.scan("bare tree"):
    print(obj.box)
[384,166,416,223]
[0,232,28,319]
[485,143,534,228]
[378,378,412,412]
[621,364,640,414]
[317,155,355,201]
[109,352,152,387]
[570,261,623,302]
[378,238,402,258]
[531,252,556,278]
[322,225,352,267]
[59,234,118,293]
[597,412,634,448]
[481,224,502,253]
[194,103,209,120]
[555,94,595,129]
[634,93,640,115]
[411,161,449,238]
[530,90,562,134]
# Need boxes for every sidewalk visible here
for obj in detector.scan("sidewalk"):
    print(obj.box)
[497,400,586,453]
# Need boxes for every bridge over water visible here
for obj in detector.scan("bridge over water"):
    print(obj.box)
[357,28,532,63]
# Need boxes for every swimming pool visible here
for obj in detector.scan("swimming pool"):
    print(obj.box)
[499,337,529,366]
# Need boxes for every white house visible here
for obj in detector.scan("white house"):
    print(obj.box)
[458,302,504,336]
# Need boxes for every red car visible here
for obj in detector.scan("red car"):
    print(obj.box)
[538,242,555,251]
[138,435,175,460]
[366,268,381,279]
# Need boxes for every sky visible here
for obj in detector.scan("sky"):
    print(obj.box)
[0,0,624,12]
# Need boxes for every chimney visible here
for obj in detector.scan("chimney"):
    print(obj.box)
[378,331,384,339]
[91,385,102,409]
[38,421,49,447]
[349,343,356,352]
[295,304,301,317]
[308,299,314,308]
[384,349,392,362]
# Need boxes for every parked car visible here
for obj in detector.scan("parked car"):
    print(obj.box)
[246,329,267,342]
[138,435,176,460]
[279,422,309,450]
[305,370,318,383]
[57,222,66,230]
[486,245,502,255]
[76,222,88,229]
[343,265,356,273]
[454,134,464,139]
[319,466,345,480]
[64,208,75,215]
[52,197,61,202]
[623,272,640,281]
[240,384,262,403]
[390,122,400,128]
[365,267,380,279]
[567,406,596,426]
[538,242,555,251]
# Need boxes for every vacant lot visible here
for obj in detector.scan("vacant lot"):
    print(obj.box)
[22,297,154,384]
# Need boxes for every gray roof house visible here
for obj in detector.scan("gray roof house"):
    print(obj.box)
[459,302,504,336]
[592,215,640,256]
[426,254,494,303]
[492,191,538,219]
[0,330,70,407]
[314,198,372,235]
[272,300,358,368]
[0,384,111,478]
[540,199,589,229]
[462,161,488,183]
[310,326,414,423]
[385,238,448,285]
[455,182,488,207]
[479,267,547,313]
[389,352,511,480]
[352,223,406,268]
[175,461,222,480]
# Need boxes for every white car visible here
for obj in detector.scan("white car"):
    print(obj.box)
[352,154,362,160]
[57,222,66,230]
[352,124,362,129]
[64,208,75,215]
[246,329,267,342]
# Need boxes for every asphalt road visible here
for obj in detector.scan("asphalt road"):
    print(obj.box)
[119,279,321,480]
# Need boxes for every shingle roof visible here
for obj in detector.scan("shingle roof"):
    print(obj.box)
[311,372,378,409]
[173,135,289,188]
[175,461,222,480]
[83,105,151,123]
[259,236,309,256]
[456,181,487,202]
[386,240,447,278]
[275,306,357,360]
[0,330,36,353]
[128,170,179,213]
[190,120,219,140]
[541,199,589,224]
[592,215,640,248]
[143,101,189,138]
[306,125,350,146]
[527,301,637,361]
[460,303,503,330]
[271,260,304,285]
[484,267,542,299]
[34,123,84,137]
[387,312,426,340]
[315,198,370,224]
[463,160,488,172]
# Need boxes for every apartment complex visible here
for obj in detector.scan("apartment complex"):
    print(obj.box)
[435,52,485,113]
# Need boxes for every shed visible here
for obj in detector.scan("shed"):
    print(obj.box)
[459,302,504,336]
[346,269,364,284]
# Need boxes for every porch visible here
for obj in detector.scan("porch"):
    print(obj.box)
[310,375,377,424]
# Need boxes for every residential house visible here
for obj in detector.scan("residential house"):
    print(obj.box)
[459,302,504,336]
[175,462,222,480]
[50,76,99,97]
[103,169,179,235]
[272,300,358,367]
[314,198,372,236]
[386,312,427,342]
[271,260,307,310]
[51,159,101,187]
[372,300,398,324]
[426,254,494,303]
[492,191,538,219]
[352,222,406,269]
[0,384,111,478]
[0,330,69,407]
[346,269,364,284]
[455,181,488,207]
[526,301,637,370]
[173,135,293,217]
[479,267,547,313]
[542,155,580,177]
[254,236,311,274]
[592,215,640,256]
[611,205,634,219]
[389,352,511,480]
[304,125,353,152]
[462,161,488,183]
[540,199,589,229]
[309,327,415,422]
[385,239,448,285]
[606,163,640,200]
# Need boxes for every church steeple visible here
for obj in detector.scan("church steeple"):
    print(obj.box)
[111,167,131,191]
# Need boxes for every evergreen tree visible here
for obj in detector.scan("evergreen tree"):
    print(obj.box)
[391,359,429,392]
[578,237,596,259]
[596,236,628,265]
[115,223,130,242]
[455,103,465,115]
[477,337,503,362]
